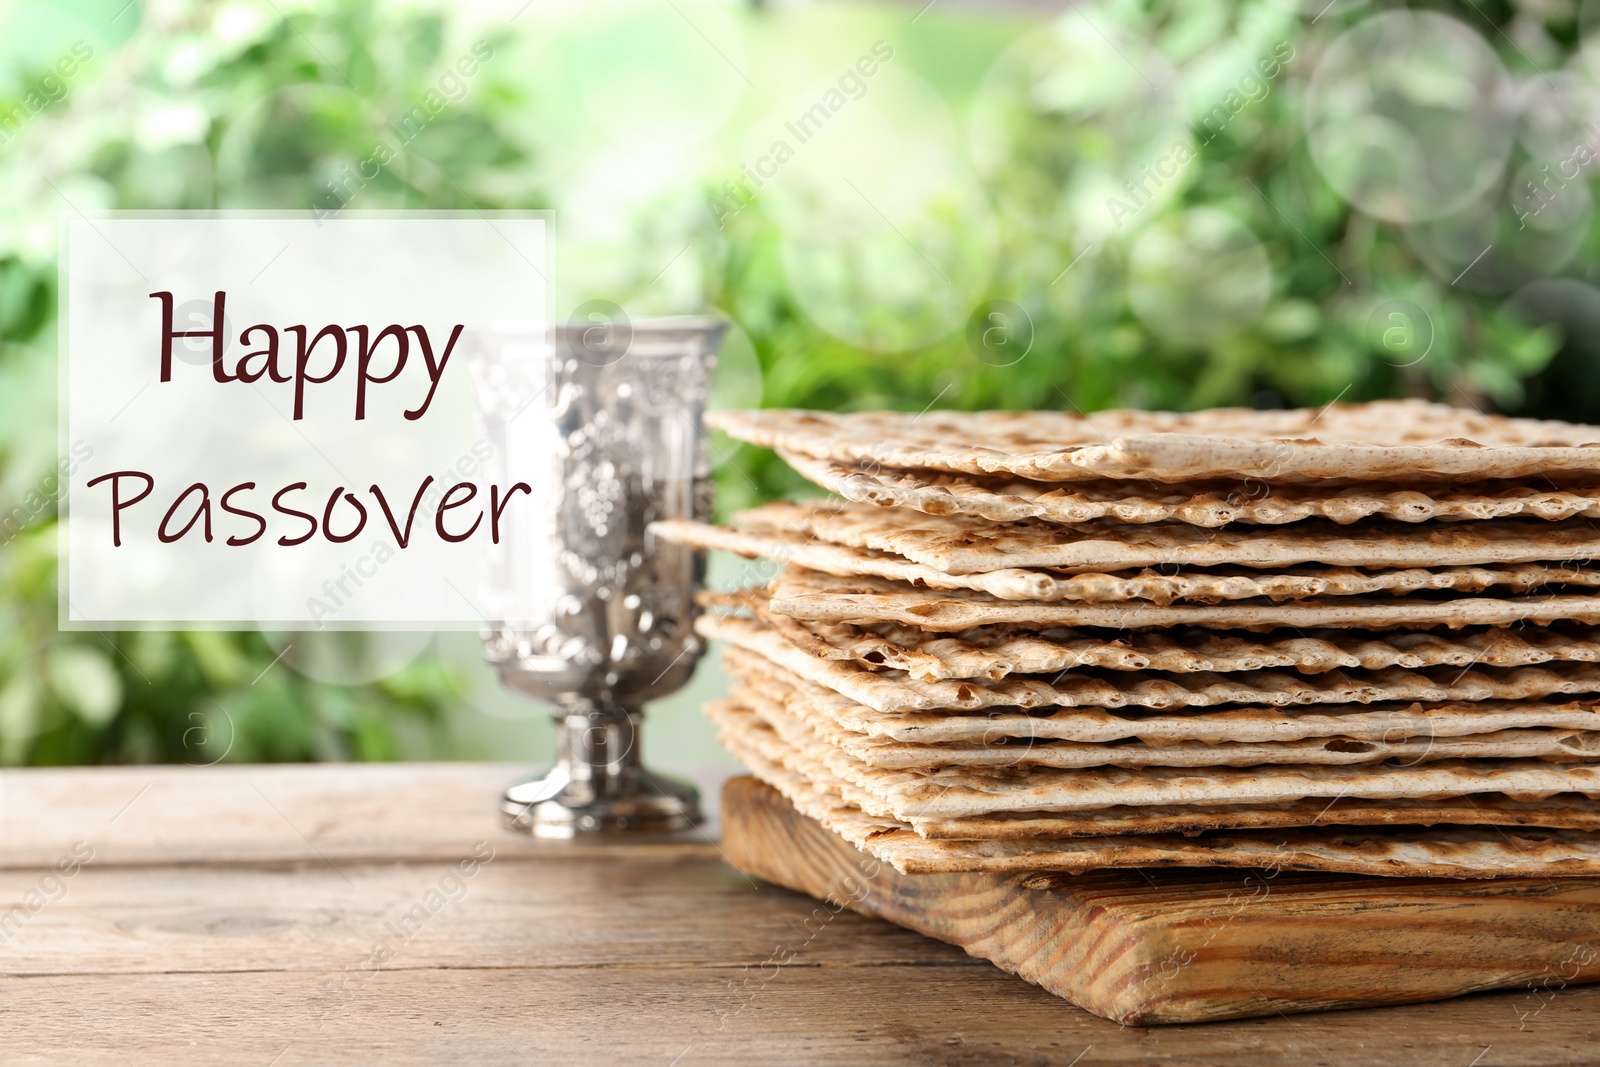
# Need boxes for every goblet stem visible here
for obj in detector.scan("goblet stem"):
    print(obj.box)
[499,701,702,838]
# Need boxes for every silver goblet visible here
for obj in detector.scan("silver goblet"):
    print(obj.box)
[472,315,727,837]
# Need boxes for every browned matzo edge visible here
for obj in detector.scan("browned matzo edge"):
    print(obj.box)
[717,643,1600,746]
[713,586,1600,680]
[779,449,1600,527]
[704,612,1600,713]
[758,567,1600,632]
[705,698,1600,818]
[708,402,1600,484]
[723,500,1600,575]
[713,697,1600,837]
[710,701,1600,878]
[659,515,1600,599]
[732,673,1600,771]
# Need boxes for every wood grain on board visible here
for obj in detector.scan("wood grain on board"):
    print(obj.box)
[719,774,1600,1026]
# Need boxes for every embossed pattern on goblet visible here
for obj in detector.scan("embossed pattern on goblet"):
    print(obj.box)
[472,317,726,837]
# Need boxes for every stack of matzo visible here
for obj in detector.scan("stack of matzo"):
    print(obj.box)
[654,400,1600,878]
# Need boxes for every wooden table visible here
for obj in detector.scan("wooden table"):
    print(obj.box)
[2,763,1596,1065]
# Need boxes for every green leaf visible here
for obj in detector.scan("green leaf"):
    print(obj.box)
[182,630,247,686]
[45,645,122,727]
[0,669,40,760]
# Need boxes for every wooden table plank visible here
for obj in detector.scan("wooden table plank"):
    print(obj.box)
[0,763,1594,1065]
[2,968,1597,1065]
[0,764,728,868]
[0,861,951,975]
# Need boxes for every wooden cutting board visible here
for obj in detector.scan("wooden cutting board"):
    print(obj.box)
[719,775,1600,1025]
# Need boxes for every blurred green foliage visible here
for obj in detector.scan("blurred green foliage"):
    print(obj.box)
[0,0,1595,764]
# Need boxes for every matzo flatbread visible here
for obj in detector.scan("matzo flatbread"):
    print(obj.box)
[721,646,1600,746]
[733,500,1600,575]
[712,697,1600,832]
[766,567,1600,633]
[905,795,1600,839]
[734,678,1600,771]
[741,594,1600,681]
[705,613,1600,713]
[873,758,1600,819]
[781,450,1600,527]
[867,823,1600,877]
[709,402,1600,484]
[711,697,901,819]
[714,696,1600,817]
[660,516,1600,602]
[712,703,1600,877]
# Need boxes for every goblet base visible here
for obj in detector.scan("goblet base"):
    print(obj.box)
[499,767,702,838]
